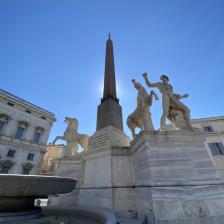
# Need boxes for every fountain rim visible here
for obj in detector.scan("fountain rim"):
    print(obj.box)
[0,174,77,198]
[0,174,76,180]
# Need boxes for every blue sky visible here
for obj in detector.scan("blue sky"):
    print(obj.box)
[1,0,224,143]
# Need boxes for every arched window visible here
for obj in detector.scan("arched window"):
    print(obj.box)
[0,121,4,131]
[0,114,10,133]
[15,121,29,140]
[22,162,34,175]
[33,127,44,144]
[0,160,14,174]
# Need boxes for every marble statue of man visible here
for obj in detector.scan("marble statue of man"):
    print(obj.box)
[167,93,191,130]
[127,79,158,138]
[143,73,192,130]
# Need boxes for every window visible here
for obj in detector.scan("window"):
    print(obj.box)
[27,153,34,161]
[41,116,46,120]
[0,160,14,172]
[0,114,10,132]
[208,142,224,156]
[15,127,25,139]
[33,127,44,144]
[0,121,5,131]
[7,102,14,107]
[203,126,214,132]
[26,110,31,114]
[7,149,16,158]
[33,131,41,144]
[50,162,55,172]
[22,162,33,175]
[0,167,9,174]
[22,167,31,175]
[15,121,29,140]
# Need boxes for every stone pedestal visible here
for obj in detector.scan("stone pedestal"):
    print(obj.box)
[55,158,83,179]
[77,126,136,217]
[50,158,83,206]
[131,131,224,224]
[51,128,224,223]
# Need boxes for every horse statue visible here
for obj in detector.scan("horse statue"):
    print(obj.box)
[52,117,89,158]
[127,79,158,138]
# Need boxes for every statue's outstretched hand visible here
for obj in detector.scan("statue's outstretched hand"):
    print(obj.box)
[153,91,159,100]
[182,94,189,98]
[150,90,159,101]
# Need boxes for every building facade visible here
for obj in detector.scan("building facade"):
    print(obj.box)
[191,116,224,178]
[41,144,64,175]
[0,89,56,175]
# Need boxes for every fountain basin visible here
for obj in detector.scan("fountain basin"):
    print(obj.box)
[42,206,117,224]
[0,174,77,222]
[0,175,117,224]
[0,174,76,197]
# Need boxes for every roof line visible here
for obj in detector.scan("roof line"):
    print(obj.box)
[0,89,55,117]
[191,116,224,122]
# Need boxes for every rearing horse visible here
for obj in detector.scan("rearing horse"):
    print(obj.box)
[52,117,89,157]
[127,79,158,138]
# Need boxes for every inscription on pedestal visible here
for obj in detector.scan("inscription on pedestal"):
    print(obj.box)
[88,133,110,150]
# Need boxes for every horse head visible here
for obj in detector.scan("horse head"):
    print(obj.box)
[64,117,78,130]
[132,79,144,90]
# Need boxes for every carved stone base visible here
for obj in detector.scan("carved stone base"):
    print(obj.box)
[75,126,136,217]
[50,158,83,206]
[131,131,224,223]
[51,129,224,223]
[55,158,82,179]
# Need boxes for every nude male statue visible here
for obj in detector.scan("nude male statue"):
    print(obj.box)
[167,93,191,130]
[143,73,192,130]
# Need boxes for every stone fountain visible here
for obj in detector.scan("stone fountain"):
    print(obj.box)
[0,174,117,224]
[0,174,76,223]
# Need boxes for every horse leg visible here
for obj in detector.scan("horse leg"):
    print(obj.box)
[131,127,136,138]
[64,141,74,157]
[148,91,158,106]
[52,136,63,145]
[148,91,154,106]
[76,134,89,151]
[127,117,136,138]
[71,142,78,155]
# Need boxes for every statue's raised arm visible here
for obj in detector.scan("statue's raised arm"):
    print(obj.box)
[143,73,160,88]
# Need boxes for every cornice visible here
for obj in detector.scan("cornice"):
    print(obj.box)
[0,134,47,152]
[191,116,224,123]
[0,89,56,122]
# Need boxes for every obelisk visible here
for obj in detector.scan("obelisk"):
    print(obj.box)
[96,34,123,131]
